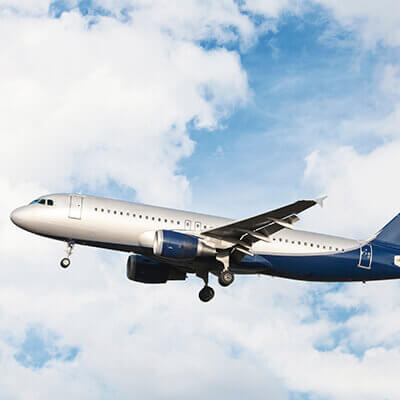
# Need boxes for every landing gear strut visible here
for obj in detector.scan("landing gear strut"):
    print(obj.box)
[196,269,215,303]
[60,241,74,269]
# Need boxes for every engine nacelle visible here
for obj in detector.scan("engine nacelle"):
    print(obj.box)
[153,230,216,259]
[127,254,186,284]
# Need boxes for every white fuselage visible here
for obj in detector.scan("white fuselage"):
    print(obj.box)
[11,193,359,256]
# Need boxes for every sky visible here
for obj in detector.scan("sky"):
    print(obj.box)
[2,0,400,399]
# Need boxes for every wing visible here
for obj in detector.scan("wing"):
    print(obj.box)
[201,196,327,255]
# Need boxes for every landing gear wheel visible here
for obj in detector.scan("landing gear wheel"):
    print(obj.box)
[218,270,234,287]
[60,257,71,268]
[199,286,215,302]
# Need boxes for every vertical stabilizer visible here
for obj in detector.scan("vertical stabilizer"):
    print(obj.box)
[373,213,400,248]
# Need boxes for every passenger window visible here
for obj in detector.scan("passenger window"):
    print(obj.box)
[177,221,180,225]
[165,219,167,223]
[152,217,155,221]
[139,215,142,219]
[329,246,332,250]
[127,212,130,216]
[292,241,295,244]
[304,242,307,246]
[279,238,282,242]
[95,208,98,211]
[298,241,301,245]
[101,208,104,212]
[114,211,117,214]
[310,243,313,247]
[285,239,288,243]
[47,199,54,206]
[108,210,110,213]
[120,211,123,215]
[158,218,161,222]
[145,216,148,220]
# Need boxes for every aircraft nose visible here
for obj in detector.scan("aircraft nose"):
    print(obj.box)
[10,206,28,227]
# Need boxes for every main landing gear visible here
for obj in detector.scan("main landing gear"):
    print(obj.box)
[218,270,234,287]
[196,252,235,302]
[197,270,215,303]
[199,286,215,302]
[216,252,235,287]
[60,241,74,269]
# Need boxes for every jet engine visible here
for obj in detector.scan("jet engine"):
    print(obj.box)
[153,230,216,259]
[127,254,186,284]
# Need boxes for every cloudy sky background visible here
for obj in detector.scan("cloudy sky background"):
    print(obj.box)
[2,0,400,398]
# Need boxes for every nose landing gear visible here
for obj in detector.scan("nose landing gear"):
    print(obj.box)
[60,257,71,268]
[60,242,74,269]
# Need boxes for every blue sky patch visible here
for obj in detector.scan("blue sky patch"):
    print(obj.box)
[14,327,79,369]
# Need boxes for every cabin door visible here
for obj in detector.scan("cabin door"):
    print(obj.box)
[68,195,83,220]
[358,244,372,269]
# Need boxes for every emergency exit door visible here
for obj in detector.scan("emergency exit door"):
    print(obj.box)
[358,244,372,269]
[68,195,83,220]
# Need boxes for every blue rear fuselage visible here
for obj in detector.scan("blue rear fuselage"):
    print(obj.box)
[237,241,400,282]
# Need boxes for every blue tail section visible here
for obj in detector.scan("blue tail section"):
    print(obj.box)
[373,213,400,248]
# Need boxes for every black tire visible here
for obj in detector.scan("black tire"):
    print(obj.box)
[60,258,70,268]
[199,286,215,302]
[218,270,234,287]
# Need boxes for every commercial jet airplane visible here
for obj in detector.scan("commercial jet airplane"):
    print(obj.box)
[10,193,400,302]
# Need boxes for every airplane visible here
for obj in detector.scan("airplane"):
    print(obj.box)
[9,193,400,302]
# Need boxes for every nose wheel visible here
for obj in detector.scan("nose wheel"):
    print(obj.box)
[60,257,71,268]
[60,242,74,269]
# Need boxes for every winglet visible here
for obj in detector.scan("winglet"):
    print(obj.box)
[315,195,328,208]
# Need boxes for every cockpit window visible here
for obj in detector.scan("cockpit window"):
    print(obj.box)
[47,199,54,206]
[38,199,46,205]
[29,199,39,204]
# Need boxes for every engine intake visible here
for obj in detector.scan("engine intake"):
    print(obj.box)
[153,230,215,259]
[127,254,186,284]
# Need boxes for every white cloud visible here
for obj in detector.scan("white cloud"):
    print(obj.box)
[0,0,51,14]
[0,8,249,207]
[315,0,400,48]
[241,0,400,49]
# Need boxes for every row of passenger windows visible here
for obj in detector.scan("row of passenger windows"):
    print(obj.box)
[93,207,211,229]
[273,237,344,251]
